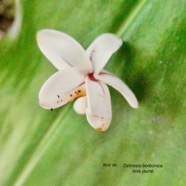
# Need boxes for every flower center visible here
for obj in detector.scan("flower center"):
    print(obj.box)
[88,73,97,81]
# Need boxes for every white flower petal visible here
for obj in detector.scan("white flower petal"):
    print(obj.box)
[39,68,86,110]
[73,96,87,115]
[96,71,138,108]
[37,29,92,73]
[86,33,122,74]
[85,77,112,131]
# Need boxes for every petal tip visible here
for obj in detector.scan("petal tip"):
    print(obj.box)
[87,114,111,132]
[36,29,56,42]
[104,33,123,48]
[95,127,108,131]
[36,30,45,44]
[39,100,50,110]
[131,99,139,109]
[132,102,139,109]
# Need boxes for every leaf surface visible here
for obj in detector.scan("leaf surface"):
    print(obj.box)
[0,0,185,186]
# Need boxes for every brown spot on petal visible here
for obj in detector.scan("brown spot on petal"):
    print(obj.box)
[67,84,86,102]
[95,127,103,131]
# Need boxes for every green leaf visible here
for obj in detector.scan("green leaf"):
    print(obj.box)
[0,0,185,185]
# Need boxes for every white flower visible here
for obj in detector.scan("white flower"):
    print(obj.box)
[37,29,138,131]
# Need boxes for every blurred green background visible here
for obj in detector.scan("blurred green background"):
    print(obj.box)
[0,0,185,185]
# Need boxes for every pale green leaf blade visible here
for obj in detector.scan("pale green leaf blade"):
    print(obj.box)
[0,0,185,186]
